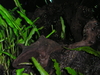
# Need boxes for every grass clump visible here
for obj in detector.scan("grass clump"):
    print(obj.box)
[0,0,40,74]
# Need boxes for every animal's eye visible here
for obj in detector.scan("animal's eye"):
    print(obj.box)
[45,0,66,4]
[45,0,53,4]
[49,0,53,3]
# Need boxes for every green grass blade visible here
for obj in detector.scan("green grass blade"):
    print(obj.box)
[29,72,34,75]
[60,16,66,40]
[0,5,21,30]
[19,62,32,65]
[17,11,33,25]
[0,10,14,28]
[64,46,100,58]
[0,39,4,42]
[0,16,7,28]
[52,59,61,75]
[0,51,16,59]
[46,29,56,38]
[44,0,48,4]
[17,11,40,37]
[72,46,100,57]
[13,28,19,36]
[33,17,40,23]
[0,30,5,42]
[14,0,25,15]
[25,27,36,46]
[31,57,49,75]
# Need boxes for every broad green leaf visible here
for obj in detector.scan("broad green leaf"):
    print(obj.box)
[52,59,61,75]
[15,17,22,27]
[17,39,25,44]
[65,67,78,75]
[16,68,25,75]
[31,57,49,75]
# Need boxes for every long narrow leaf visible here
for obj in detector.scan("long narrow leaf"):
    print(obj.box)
[17,11,33,25]
[0,5,21,30]
[65,67,78,75]
[25,27,36,46]
[0,10,15,28]
[46,29,56,38]
[0,16,7,28]
[52,59,61,75]
[31,57,49,75]
[14,0,25,15]
[60,16,66,40]
[0,51,16,59]
[64,46,100,58]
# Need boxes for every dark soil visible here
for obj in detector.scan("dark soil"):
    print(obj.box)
[10,0,100,75]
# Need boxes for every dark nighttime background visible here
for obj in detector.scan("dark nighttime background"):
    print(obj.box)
[0,0,100,20]
[1,0,100,75]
